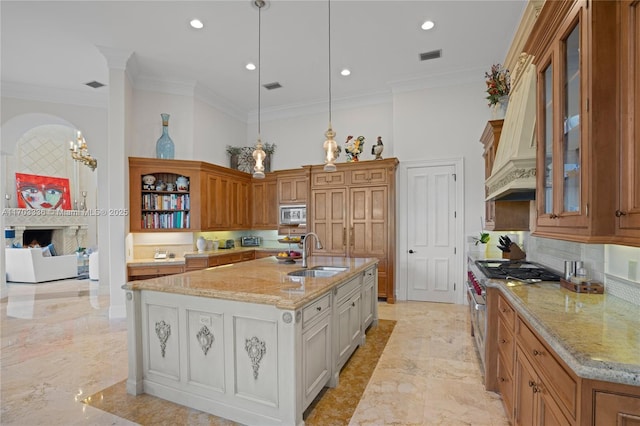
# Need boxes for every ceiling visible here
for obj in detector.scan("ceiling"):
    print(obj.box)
[1,1,527,118]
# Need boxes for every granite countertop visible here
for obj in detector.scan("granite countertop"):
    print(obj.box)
[122,256,378,310]
[488,278,640,387]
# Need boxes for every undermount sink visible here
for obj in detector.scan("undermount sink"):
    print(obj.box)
[287,266,348,278]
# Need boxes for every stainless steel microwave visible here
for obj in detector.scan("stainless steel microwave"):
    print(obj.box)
[279,205,306,225]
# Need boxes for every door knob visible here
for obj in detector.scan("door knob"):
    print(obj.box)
[409,249,416,254]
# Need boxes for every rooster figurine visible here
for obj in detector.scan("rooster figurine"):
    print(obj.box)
[371,136,384,160]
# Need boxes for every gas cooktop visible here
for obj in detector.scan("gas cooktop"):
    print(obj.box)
[475,260,562,281]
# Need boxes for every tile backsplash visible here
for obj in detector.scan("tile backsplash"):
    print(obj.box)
[527,236,640,306]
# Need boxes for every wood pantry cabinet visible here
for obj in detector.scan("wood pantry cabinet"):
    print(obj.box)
[525,0,621,243]
[309,158,398,303]
[480,120,530,231]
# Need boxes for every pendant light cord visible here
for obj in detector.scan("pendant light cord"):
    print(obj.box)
[328,0,332,125]
[258,2,262,136]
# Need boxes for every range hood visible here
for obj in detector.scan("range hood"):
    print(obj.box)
[485,54,537,201]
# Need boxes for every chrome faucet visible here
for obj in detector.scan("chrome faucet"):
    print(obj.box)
[301,232,323,268]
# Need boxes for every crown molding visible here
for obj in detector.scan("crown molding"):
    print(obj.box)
[1,81,108,108]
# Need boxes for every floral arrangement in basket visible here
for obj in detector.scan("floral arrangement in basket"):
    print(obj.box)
[344,135,365,162]
[485,63,511,106]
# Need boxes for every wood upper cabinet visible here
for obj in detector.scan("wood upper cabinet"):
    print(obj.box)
[616,0,640,244]
[526,0,620,243]
[129,157,202,232]
[309,158,398,303]
[480,120,530,231]
[277,168,309,205]
[130,157,256,233]
[252,175,278,229]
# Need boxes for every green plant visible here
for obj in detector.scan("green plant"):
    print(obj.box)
[485,63,510,106]
[226,145,242,156]
[473,232,490,245]
[263,142,277,154]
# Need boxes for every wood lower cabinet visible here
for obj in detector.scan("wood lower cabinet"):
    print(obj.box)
[496,293,516,422]
[514,347,572,426]
[127,263,185,281]
[184,250,255,271]
[310,158,398,302]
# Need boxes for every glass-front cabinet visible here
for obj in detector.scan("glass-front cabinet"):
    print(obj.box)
[536,7,586,229]
[529,0,619,242]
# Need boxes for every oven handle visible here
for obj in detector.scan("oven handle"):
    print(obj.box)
[466,285,486,311]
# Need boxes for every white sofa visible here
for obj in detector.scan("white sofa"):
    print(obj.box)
[5,248,78,283]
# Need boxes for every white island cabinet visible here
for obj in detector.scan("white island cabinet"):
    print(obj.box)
[123,256,378,426]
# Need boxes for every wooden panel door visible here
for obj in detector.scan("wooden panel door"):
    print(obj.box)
[205,172,230,229]
[310,188,347,256]
[617,0,640,241]
[229,179,250,229]
[278,174,308,204]
[349,186,387,258]
[252,177,278,229]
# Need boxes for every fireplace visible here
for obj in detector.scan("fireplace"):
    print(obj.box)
[23,229,53,247]
[4,209,88,255]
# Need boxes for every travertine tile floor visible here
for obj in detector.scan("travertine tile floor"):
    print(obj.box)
[0,278,508,425]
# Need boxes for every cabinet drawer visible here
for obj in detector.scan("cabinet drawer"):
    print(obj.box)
[350,168,387,185]
[185,258,208,270]
[517,317,577,418]
[498,293,515,330]
[497,317,515,369]
[302,293,331,329]
[336,275,361,304]
[128,264,184,276]
[242,251,255,261]
[312,171,346,187]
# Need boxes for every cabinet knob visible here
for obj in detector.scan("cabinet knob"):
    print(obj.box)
[615,210,627,217]
[500,339,507,344]
[409,249,416,254]
[533,349,541,356]
[351,302,356,307]
[528,380,536,388]
[499,377,506,382]
[316,306,322,311]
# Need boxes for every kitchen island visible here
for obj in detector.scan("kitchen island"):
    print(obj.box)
[122,256,379,426]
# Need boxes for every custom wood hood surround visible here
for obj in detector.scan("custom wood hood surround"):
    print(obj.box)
[485,54,537,201]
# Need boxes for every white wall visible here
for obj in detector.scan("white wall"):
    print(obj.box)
[193,98,247,167]
[393,81,489,237]
[254,101,394,171]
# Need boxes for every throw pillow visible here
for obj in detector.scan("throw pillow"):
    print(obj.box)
[47,243,57,256]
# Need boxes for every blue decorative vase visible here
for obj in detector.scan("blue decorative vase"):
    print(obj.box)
[156,113,175,159]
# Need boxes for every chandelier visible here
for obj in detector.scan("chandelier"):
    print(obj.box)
[69,130,97,171]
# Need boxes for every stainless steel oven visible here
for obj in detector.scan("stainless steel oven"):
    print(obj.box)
[466,267,486,372]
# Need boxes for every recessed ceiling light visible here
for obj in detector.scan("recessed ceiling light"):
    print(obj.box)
[190,19,204,29]
[340,69,351,76]
[246,63,256,71]
[421,20,435,31]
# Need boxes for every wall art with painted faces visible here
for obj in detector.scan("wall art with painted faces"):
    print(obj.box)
[16,173,71,210]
